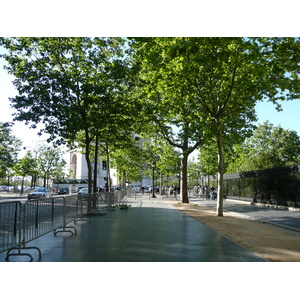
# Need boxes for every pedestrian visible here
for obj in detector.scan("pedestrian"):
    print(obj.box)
[170,185,174,196]
[205,186,210,200]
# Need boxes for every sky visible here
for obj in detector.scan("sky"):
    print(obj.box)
[0,53,51,155]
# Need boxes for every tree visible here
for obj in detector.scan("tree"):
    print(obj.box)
[227,121,300,172]
[198,137,236,177]
[140,137,181,191]
[35,144,66,187]
[110,137,145,188]
[0,122,22,184]
[130,38,211,203]
[181,37,300,216]
[13,151,36,194]
[131,37,300,216]
[0,37,130,195]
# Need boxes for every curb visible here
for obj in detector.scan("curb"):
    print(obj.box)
[224,198,300,212]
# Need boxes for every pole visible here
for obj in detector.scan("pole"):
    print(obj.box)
[152,161,156,198]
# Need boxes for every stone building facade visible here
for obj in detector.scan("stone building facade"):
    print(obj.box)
[66,148,117,188]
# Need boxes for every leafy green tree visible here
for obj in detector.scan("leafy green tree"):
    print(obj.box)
[130,38,211,203]
[131,37,300,216]
[0,122,22,183]
[35,144,66,187]
[140,137,181,190]
[227,121,300,172]
[111,137,145,188]
[198,138,235,176]
[0,37,130,195]
[13,151,36,193]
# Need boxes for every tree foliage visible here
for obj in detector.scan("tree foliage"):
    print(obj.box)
[227,121,300,173]
[34,144,66,187]
[0,37,132,193]
[1,37,299,218]
[130,38,212,203]
[0,122,22,180]
[130,37,300,215]
[13,151,36,193]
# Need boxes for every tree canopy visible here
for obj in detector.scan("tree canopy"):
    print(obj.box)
[0,37,134,194]
[0,122,22,180]
[130,37,300,215]
[227,121,300,172]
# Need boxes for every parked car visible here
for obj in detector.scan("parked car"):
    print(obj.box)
[58,188,69,195]
[0,185,8,192]
[27,187,50,200]
[75,186,85,192]
[77,188,89,198]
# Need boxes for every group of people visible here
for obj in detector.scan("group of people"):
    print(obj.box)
[133,185,180,196]
[169,185,180,196]
[195,185,217,200]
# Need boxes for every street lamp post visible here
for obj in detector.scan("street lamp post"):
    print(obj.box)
[151,160,156,198]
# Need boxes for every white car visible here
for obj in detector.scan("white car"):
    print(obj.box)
[77,188,89,198]
[27,187,50,200]
[75,186,85,192]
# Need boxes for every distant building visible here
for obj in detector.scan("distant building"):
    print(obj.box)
[66,148,118,187]
[66,137,153,188]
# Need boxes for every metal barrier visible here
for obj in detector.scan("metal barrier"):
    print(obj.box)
[3,196,79,261]
[0,201,22,255]
[1,191,128,261]
[117,190,126,203]
[99,192,118,206]
[75,193,95,223]
[53,195,78,235]
[5,197,71,261]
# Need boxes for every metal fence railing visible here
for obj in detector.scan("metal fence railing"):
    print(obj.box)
[224,165,300,207]
[4,197,75,261]
[0,201,22,256]
[1,191,129,261]
[1,196,86,261]
[99,191,126,207]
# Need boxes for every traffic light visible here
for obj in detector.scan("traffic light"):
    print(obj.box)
[102,160,107,170]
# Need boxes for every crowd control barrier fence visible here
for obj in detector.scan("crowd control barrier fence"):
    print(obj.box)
[0,201,22,256]
[98,191,127,206]
[1,196,88,261]
[0,191,128,261]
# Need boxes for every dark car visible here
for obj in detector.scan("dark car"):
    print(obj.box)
[58,188,69,195]
[27,187,50,200]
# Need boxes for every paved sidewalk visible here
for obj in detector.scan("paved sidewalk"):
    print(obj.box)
[0,195,266,262]
[189,195,300,234]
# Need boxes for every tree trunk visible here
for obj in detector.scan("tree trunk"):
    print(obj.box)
[216,123,224,216]
[93,133,99,194]
[160,173,163,195]
[180,151,189,203]
[84,130,93,212]
[106,153,111,192]
[21,176,25,195]
[85,150,93,192]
